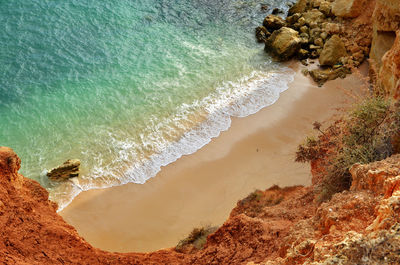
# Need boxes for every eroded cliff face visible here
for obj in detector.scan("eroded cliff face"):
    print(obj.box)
[0,147,185,264]
[369,0,400,98]
[3,145,400,264]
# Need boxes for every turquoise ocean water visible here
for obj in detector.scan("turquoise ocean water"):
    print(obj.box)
[1,0,294,210]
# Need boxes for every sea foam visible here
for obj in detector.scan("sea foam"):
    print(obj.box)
[52,67,295,211]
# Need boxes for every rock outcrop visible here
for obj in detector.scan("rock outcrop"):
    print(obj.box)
[309,66,350,86]
[332,0,368,18]
[256,0,376,86]
[0,147,185,264]
[369,0,400,98]
[319,34,347,66]
[265,27,301,60]
[47,159,80,181]
[262,15,286,31]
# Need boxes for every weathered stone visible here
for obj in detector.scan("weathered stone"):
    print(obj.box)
[353,51,365,62]
[298,49,310,59]
[300,26,309,34]
[286,13,301,24]
[297,17,306,27]
[309,44,321,50]
[47,159,81,181]
[309,22,318,29]
[263,15,286,31]
[303,9,325,26]
[288,0,307,15]
[319,35,348,66]
[320,31,328,40]
[323,22,340,34]
[299,33,310,45]
[319,1,332,16]
[299,32,309,39]
[332,0,368,18]
[309,67,350,86]
[255,26,270,43]
[314,38,324,47]
[265,27,301,61]
[340,56,349,65]
[310,28,321,39]
[312,0,322,8]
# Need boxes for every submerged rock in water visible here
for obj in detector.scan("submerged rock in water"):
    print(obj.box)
[47,159,81,181]
[265,27,301,61]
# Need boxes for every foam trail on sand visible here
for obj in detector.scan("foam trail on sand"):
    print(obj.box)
[52,67,295,211]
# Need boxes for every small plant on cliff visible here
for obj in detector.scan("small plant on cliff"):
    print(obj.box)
[175,225,218,253]
[295,136,323,163]
[296,97,400,202]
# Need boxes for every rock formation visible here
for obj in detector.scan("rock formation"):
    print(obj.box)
[265,27,301,60]
[332,0,369,18]
[257,0,376,86]
[319,34,347,66]
[369,0,400,98]
[47,159,80,181]
[0,147,185,264]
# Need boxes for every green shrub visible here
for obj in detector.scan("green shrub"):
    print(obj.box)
[295,136,322,163]
[175,225,218,252]
[296,97,400,202]
[240,190,264,205]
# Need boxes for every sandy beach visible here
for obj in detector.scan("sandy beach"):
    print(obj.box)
[60,62,368,253]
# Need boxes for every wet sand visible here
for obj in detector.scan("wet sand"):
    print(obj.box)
[60,62,368,253]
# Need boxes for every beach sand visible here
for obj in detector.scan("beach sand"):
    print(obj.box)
[59,62,368,253]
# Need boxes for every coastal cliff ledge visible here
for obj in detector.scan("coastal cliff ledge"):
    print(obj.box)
[1,146,400,264]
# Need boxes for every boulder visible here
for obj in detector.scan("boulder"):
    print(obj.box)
[265,27,301,61]
[255,26,270,43]
[300,26,309,34]
[47,159,81,181]
[263,15,286,31]
[323,22,341,35]
[311,0,322,8]
[297,49,310,59]
[314,38,324,47]
[303,9,325,26]
[297,17,306,27]
[319,35,347,66]
[319,1,332,16]
[309,67,350,86]
[288,0,308,15]
[286,13,301,25]
[332,0,368,18]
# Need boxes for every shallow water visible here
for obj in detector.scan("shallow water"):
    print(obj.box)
[0,0,294,209]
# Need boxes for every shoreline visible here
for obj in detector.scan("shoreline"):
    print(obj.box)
[60,61,368,253]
